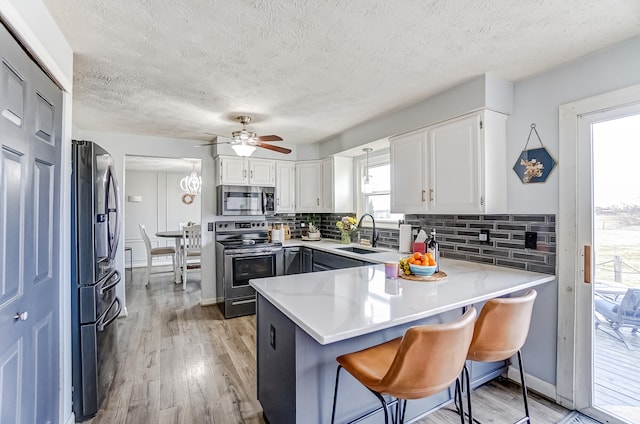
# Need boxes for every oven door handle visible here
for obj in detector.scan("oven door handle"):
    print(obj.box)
[97,297,122,331]
[226,249,282,257]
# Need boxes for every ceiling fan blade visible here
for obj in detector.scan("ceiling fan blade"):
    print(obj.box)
[194,141,232,147]
[257,143,291,154]
[257,134,283,142]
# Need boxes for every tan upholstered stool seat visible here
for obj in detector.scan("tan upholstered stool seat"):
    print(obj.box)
[332,308,477,424]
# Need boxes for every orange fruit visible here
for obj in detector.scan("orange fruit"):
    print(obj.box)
[413,252,422,260]
[408,257,416,264]
[426,253,434,261]
[428,258,436,266]
[421,259,428,266]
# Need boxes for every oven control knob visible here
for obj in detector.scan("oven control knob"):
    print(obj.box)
[224,224,229,228]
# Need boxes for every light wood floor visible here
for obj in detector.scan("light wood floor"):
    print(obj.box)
[87,267,572,424]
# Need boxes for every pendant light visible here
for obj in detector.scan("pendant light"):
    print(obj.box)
[362,148,373,193]
[180,163,202,195]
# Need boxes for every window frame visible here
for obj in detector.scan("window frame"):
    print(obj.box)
[356,152,403,228]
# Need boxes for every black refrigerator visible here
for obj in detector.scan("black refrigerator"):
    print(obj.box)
[71,140,122,421]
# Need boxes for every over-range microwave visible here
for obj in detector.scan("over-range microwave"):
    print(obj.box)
[217,185,276,216]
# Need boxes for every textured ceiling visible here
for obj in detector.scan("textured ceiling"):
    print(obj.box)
[43,0,640,146]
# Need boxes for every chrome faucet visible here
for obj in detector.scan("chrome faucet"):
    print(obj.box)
[357,213,378,248]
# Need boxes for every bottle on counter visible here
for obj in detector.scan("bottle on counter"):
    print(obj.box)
[427,228,440,272]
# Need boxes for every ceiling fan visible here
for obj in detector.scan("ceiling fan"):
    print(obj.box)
[203,115,291,156]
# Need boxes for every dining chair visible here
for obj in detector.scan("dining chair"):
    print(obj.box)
[139,224,176,285]
[331,307,477,424]
[181,224,202,289]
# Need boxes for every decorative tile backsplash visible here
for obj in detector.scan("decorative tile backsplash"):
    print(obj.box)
[269,213,556,274]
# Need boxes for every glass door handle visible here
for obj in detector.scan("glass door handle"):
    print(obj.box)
[584,245,591,284]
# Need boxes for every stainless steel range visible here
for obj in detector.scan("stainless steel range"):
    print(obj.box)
[215,219,284,318]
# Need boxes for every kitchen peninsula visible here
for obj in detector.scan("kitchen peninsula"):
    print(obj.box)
[250,243,554,424]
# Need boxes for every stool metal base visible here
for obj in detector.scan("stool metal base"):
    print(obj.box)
[332,365,465,424]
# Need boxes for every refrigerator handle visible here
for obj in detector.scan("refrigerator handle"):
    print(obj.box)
[97,297,122,331]
[107,165,122,263]
[98,270,121,295]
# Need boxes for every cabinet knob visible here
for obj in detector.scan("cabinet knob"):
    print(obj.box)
[14,311,28,321]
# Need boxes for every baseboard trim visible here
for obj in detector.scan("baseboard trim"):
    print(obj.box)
[200,298,220,306]
[507,365,557,400]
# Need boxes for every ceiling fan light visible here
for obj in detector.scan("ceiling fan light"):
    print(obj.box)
[232,143,256,157]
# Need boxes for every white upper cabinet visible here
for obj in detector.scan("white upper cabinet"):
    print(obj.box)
[295,157,353,213]
[215,156,276,186]
[390,128,428,213]
[248,158,276,186]
[296,161,322,212]
[217,156,247,185]
[275,161,295,213]
[390,110,507,214]
[322,156,353,213]
[427,113,481,213]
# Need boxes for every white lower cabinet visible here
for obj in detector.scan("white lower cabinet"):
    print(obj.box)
[390,110,507,214]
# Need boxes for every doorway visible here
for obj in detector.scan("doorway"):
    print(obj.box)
[124,155,202,269]
[591,111,640,422]
[559,87,640,424]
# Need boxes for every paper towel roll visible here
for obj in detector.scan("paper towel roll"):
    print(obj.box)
[399,224,412,253]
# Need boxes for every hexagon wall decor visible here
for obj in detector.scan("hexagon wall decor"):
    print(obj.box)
[513,147,556,183]
[513,124,556,184]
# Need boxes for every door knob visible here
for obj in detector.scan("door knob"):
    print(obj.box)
[14,311,28,321]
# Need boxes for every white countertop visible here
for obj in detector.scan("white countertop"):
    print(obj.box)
[251,242,555,345]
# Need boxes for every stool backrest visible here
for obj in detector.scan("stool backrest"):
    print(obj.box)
[467,289,537,362]
[378,307,477,400]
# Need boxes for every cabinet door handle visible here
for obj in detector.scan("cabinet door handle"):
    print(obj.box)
[584,245,591,284]
[277,198,280,205]
[317,198,320,206]
[250,170,254,179]
[243,169,247,178]
[429,189,434,202]
[421,190,426,202]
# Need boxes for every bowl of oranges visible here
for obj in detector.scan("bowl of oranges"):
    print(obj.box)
[400,252,437,276]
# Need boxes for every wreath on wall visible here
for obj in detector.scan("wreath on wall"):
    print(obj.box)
[181,193,195,205]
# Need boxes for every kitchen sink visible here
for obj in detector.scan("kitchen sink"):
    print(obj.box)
[336,246,381,254]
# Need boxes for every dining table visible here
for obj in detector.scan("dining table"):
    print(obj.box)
[155,230,183,284]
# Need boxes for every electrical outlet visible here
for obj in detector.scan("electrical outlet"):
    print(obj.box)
[525,232,538,249]
[207,222,214,231]
[479,229,490,244]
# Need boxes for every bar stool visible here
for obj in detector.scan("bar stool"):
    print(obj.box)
[331,307,477,424]
[463,289,537,424]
